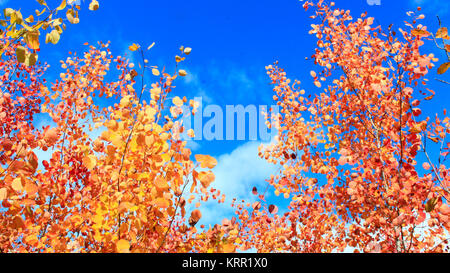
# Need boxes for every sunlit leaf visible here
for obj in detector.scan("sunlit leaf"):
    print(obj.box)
[89,0,100,11]
[178,69,187,77]
[129,43,139,51]
[25,30,40,50]
[116,239,130,253]
[57,0,67,11]
[195,154,217,169]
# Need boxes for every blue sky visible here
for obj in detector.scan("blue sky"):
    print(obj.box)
[4,0,450,229]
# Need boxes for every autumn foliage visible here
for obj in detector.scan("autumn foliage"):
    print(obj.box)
[0,0,449,253]
[235,1,450,253]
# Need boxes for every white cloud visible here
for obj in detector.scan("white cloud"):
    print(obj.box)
[182,70,215,104]
[410,0,450,15]
[181,62,270,106]
[185,140,201,151]
[194,140,278,227]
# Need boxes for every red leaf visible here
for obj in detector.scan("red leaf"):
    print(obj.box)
[269,204,278,214]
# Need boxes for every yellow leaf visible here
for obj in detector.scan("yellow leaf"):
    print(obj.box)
[25,15,34,23]
[12,178,23,192]
[184,47,192,55]
[25,30,40,50]
[147,42,155,50]
[0,188,7,201]
[195,154,217,169]
[12,10,24,25]
[4,8,14,18]
[25,53,38,66]
[46,30,60,44]
[172,96,183,107]
[93,214,103,224]
[36,8,46,17]
[57,0,67,11]
[437,62,450,75]
[152,68,160,76]
[66,10,79,24]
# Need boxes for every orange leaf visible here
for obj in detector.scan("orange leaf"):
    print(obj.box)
[83,155,97,170]
[116,239,130,253]
[155,177,169,192]
[195,154,217,169]
[155,198,170,209]
[437,62,450,75]
[13,216,25,229]
[44,127,60,145]
[197,171,215,188]
[24,181,38,196]
[411,28,430,37]
[428,136,440,143]
[189,209,202,226]
[436,27,449,39]
[221,243,236,253]
[129,43,140,51]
